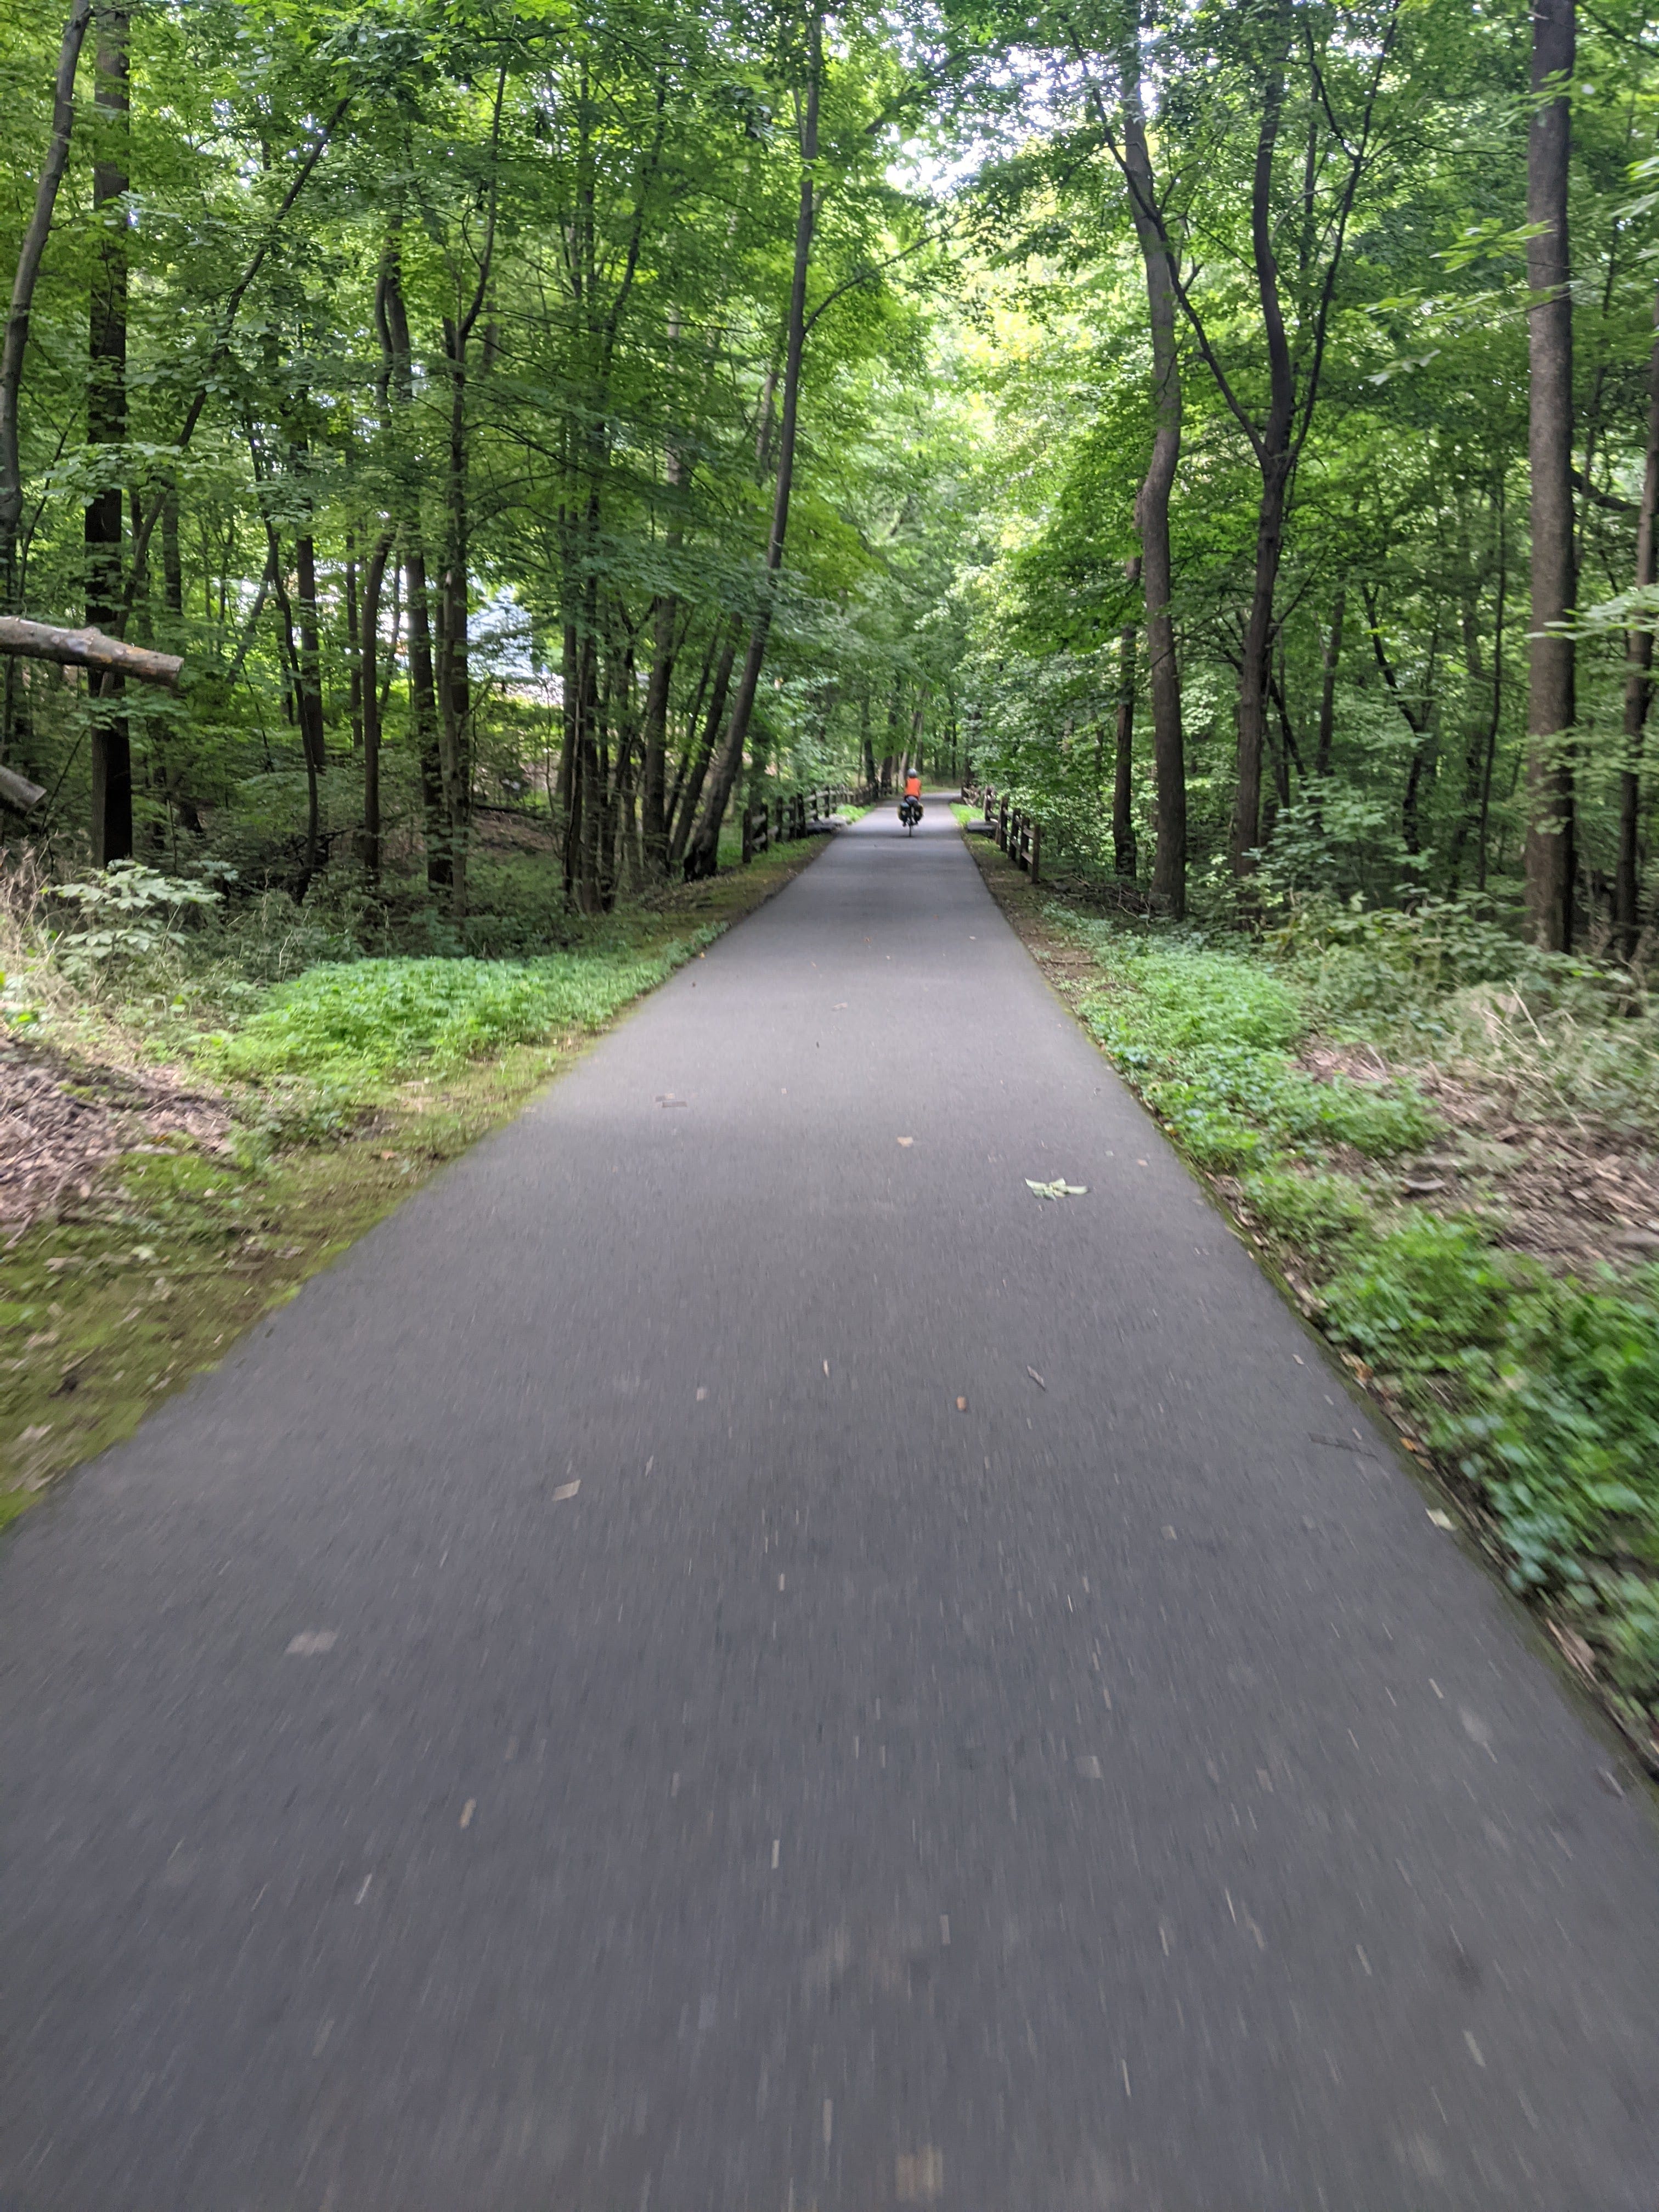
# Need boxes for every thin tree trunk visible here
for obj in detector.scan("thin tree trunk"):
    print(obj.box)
[438,300,481,920]
[1525,0,1577,950]
[160,480,182,623]
[380,225,447,891]
[294,527,326,778]
[663,620,719,845]
[1477,489,1507,893]
[1365,585,1436,863]
[264,529,320,893]
[1616,286,1659,957]
[358,529,393,882]
[407,541,445,889]
[1119,16,1184,912]
[1448,555,1489,891]
[345,533,363,753]
[0,0,92,630]
[640,569,678,875]
[1232,37,1294,879]
[1113,555,1139,877]
[684,13,821,880]
[641,315,685,877]
[87,3,131,865]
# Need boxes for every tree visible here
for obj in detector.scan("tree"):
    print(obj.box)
[1525,0,1576,950]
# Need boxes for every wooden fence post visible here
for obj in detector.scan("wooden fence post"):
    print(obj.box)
[1031,819,1041,884]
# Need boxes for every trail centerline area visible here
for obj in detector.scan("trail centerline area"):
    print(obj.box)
[2,803,1657,2211]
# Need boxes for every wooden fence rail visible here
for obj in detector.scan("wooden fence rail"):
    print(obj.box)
[962,780,1171,916]
[739,785,868,865]
[962,782,1042,884]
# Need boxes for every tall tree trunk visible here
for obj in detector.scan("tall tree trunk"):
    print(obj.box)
[1476,490,1507,893]
[641,318,685,877]
[640,566,678,875]
[1616,287,1659,957]
[380,228,447,891]
[294,527,326,779]
[438,311,473,919]
[358,531,393,883]
[1525,0,1577,950]
[291,522,326,885]
[1232,38,1294,879]
[663,620,719,846]
[344,532,363,753]
[556,609,577,838]
[1448,560,1489,891]
[684,13,821,880]
[1113,555,1139,877]
[0,0,92,643]
[1119,16,1184,913]
[87,3,130,865]
[407,539,445,888]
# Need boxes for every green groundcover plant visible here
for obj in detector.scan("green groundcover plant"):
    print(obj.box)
[201,939,710,1101]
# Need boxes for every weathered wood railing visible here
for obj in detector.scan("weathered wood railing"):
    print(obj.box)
[739,785,863,864]
[963,782,1042,884]
[962,780,1167,915]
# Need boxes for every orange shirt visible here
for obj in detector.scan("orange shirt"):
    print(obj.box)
[904,774,922,798]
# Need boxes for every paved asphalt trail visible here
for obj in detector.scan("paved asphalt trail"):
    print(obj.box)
[4,804,1659,2212]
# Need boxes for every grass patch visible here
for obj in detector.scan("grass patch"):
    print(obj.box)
[204,938,708,1099]
[964,832,1659,1760]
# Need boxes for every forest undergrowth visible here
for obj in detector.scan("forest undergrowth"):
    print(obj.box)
[968,834,1659,1769]
[0,821,841,1520]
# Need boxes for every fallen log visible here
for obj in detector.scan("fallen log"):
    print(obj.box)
[0,762,47,812]
[0,618,183,690]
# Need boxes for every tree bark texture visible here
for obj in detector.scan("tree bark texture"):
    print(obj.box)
[1113,555,1139,877]
[0,617,179,685]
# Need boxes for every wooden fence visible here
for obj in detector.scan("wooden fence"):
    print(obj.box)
[964,784,1042,884]
[961,781,1168,915]
[740,785,867,864]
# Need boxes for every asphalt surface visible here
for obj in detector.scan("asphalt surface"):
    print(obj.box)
[3,801,1659,2212]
